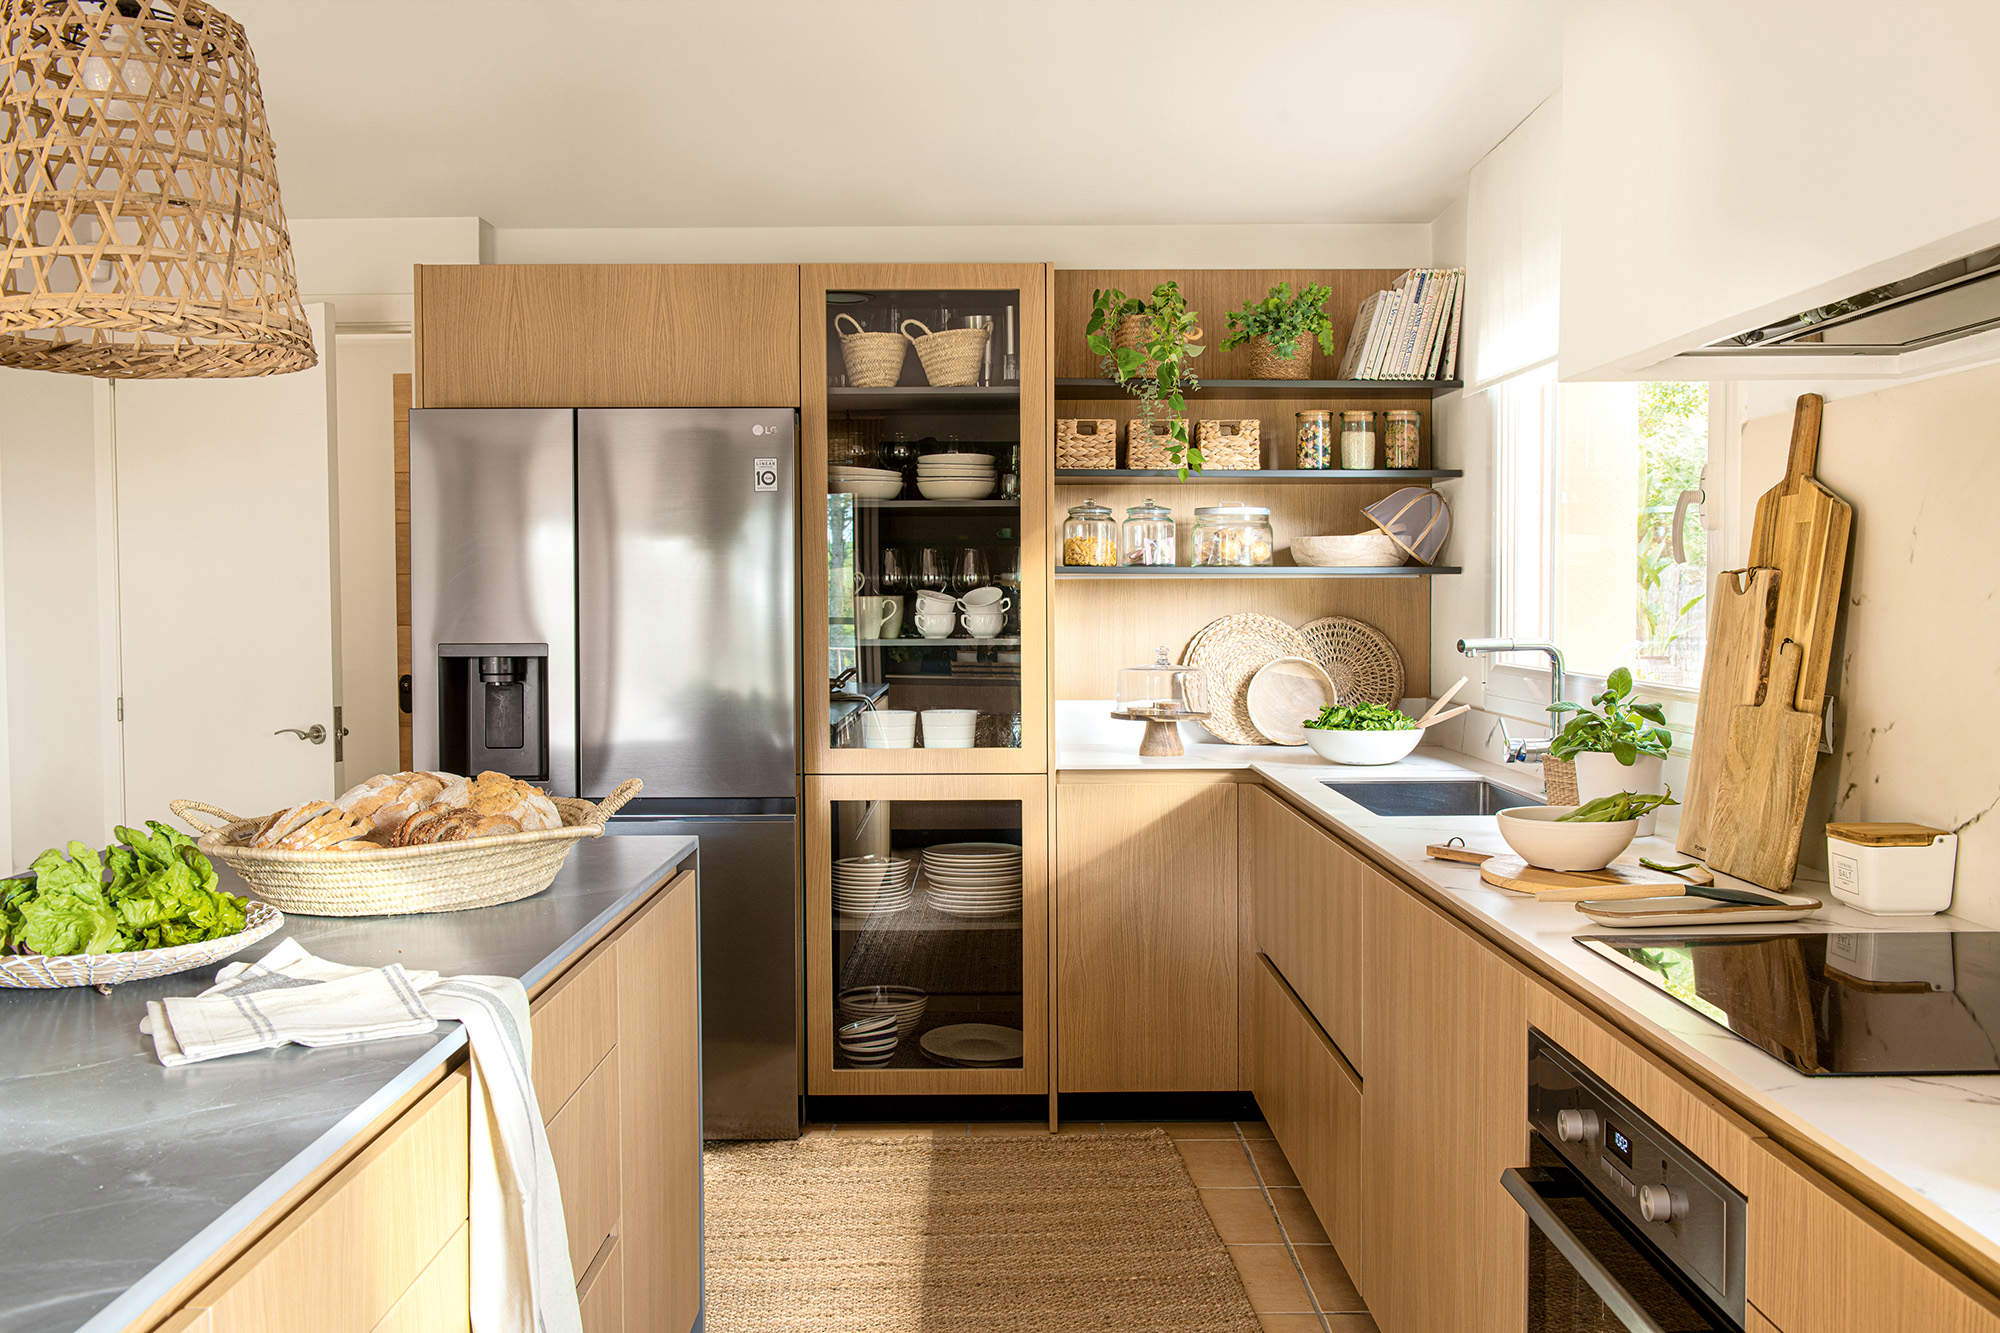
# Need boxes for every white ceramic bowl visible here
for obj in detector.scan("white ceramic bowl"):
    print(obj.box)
[1292,532,1407,567]
[1302,726,1422,765]
[922,453,994,468]
[831,476,904,500]
[917,478,995,500]
[1496,805,1638,872]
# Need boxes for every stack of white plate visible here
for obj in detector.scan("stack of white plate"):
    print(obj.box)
[838,984,929,1040]
[833,855,915,916]
[830,464,904,500]
[836,1015,899,1066]
[859,709,917,748]
[916,452,996,501]
[919,708,978,749]
[920,842,1024,917]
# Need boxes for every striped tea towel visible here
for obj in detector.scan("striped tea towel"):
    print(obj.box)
[143,940,584,1333]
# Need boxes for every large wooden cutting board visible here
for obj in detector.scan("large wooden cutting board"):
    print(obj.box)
[1677,567,1780,859]
[1476,855,1686,901]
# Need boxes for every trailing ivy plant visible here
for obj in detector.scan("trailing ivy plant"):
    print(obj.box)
[1547,667,1673,764]
[1219,281,1338,361]
[1086,282,1204,476]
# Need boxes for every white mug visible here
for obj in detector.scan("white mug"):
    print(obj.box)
[914,613,955,639]
[962,611,1006,637]
[855,595,901,639]
[961,586,1009,610]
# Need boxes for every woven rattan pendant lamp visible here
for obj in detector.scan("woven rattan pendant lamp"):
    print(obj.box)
[0,0,315,377]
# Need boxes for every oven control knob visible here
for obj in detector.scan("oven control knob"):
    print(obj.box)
[1639,1184,1688,1224]
[1555,1109,1600,1143]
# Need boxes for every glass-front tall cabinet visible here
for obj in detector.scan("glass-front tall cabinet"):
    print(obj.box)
[802,264,1049,774]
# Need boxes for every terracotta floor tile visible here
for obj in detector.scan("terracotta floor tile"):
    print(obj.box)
[1295,1244,1364,1312]
[1237,1118,1275,1139]
[1257,1317,1328,1332]
[1200,1187,1283,1243]
[1325,1317,1379,1332]
[828,1122,964,1137]
[1247,1137,1300,1187]
[1269,1187,1331,1244]
[1175,1137,1258,1188]
[1227,1244,1315,1314]
[1163,1121,1244,1139]
[969,1121,1049,1135]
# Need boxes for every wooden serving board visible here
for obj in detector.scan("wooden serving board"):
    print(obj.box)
[1477,856,1686,901]
[1677,567,1779,859]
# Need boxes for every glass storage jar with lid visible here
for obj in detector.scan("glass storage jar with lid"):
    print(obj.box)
[1121,498,1176,566]
[1191,503,1275,567]
[1339,410,1378,469]
[1062,500,1118,567]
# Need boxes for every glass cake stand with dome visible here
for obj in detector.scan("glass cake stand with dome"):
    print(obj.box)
[1111,647,1211,757]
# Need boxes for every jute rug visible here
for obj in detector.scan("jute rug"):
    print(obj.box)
[703,1130,1262,1332]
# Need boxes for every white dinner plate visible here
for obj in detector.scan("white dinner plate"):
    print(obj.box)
[920,1023,1024,1065]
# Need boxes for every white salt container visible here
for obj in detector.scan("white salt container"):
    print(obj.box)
[1825,822,1958,916]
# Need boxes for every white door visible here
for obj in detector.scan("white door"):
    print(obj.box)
[114,305,341,827]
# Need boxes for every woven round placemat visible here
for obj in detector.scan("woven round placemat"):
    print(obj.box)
[1301,616,1406,707]
[1183,613,1313,745]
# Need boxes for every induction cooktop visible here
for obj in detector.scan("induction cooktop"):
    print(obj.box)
[1579,930,2000,1076]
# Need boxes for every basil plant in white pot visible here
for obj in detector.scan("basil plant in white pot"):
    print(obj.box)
[1547,668,1674,836]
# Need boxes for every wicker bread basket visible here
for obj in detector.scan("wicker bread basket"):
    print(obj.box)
[901,319,990,388]
[1056,419,1117,469]
[835,312,908,388]
[170,779,643,918]
[1195,419,1261,470]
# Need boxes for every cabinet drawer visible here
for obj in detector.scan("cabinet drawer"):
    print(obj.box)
[577,1235,623,1333]
[547,1053,622,1277]
[193,1072,469,1333]
[1748,1141,2000,1333]
[531,942,619,1122]
[1246,952,1363,1268]
[371,1222,469,1333]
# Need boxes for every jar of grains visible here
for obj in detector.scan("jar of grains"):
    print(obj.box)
[1062,500,1118,567]
[1295,410,1332,469]
[1339,410,1378,469]
[1191,503,1275,567]
[1121,498,1177,566]
[1383,410,1421,468]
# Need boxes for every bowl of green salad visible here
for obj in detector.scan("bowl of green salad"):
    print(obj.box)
[1301,701,1422,765]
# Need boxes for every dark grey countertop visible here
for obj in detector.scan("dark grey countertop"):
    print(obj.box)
[0,834,697,1333]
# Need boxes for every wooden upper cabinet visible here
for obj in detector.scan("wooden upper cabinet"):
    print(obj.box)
[413,264,801,408]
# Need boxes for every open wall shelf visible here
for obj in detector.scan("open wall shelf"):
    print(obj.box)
[1054,565,1459,580]
[1054,378,1462,398]
[1055,468,1460,484]
[829,386,1019,410]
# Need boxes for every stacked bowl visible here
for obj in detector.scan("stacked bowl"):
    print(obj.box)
[830,464,904,500]
[920,842,1024,917]
[859,709,917,748]
[920,708,978,749]
[916,452,996,501]
[832,854,915,916]
[838,984,929,1040]
[836,1015,899,1066]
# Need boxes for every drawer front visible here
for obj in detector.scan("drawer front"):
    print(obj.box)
[1246,952,1363,1267]
[547,1053,623,1277]
[1748,1141,2000,1333]
[531,942,619,1121]
[195,1072,469,1333]
[1240,786,1368,1073]
[371,1223,469,1333]
[578,1236,624,1333]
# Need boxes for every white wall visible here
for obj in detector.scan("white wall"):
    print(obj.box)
[0,369,106,860]
[1561,0,2000,380]
[331,336,411,781]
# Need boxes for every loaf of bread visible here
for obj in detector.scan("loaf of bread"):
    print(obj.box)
[333,771,449,837]
[386,807,523,846]
[253,802,336,848]
[464,771,562,832]
[258,770,561,852]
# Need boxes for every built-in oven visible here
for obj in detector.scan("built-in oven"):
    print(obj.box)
[1504,1031,1748,1333]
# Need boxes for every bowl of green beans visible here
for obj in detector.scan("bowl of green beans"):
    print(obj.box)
[1496,791,1676,871]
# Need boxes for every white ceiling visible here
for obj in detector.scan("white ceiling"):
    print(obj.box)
[229,0,1561,230]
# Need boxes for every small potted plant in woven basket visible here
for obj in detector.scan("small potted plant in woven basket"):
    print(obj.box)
[1546,668,1673,833]
[1220,281,1338,378]
[1087,282,1204,475]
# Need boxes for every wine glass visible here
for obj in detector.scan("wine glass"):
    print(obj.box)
[914,546,950,594]
[876,548,907,597]
[952,548,989,595]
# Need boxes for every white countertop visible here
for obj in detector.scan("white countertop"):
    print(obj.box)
[1058,701,2000,1274]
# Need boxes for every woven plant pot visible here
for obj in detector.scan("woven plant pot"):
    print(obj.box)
[901,320,989,388]
[1247,337,1314,379]
[1542,757,1581,806]
[171,780,642,918]
[835,313,908,387]
[1056,419,1117,469]
[1112,312,1157,376]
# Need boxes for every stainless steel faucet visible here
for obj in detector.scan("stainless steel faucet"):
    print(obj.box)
[1456,637,1567,763]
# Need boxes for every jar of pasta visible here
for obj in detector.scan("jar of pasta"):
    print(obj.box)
[1062,500,1118,567]
[1191,504,1275,567]
[1383,410,1421,469]
[1295,410,1332,470]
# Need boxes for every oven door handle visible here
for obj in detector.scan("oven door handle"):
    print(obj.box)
[1502,1166,1674,1333]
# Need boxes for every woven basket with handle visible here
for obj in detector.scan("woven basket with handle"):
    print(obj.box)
[1194,419,1261,470]
[901,320,990,388]
[835,313,908,387]
[170,779,643,918]
[1056,419,1117,469]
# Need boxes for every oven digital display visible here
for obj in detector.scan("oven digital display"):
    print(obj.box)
[1605,1121,1634,1166]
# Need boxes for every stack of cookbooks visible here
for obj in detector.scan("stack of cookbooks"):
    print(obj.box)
[1337,267,1465,380]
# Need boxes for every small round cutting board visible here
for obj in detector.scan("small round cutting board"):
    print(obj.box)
[1476,855,1685,901]
[1245,656,1336,746]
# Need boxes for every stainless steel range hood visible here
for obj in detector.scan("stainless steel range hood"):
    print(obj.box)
[1695,245,2000,358]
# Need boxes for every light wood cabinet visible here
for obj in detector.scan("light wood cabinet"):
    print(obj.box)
[530,939,619,1120]
[1748,1307,1784,1333]
[413,263,801,408]
[1362,880,1527,1333]
[1238,785,1369,1074]
[1747,1141,2000,1333]
[1056,778,1238,1092]
[546,1056,622,1278]
[1245,953,1364,1268]
[577,1238,624,1333]
[371,1224,469,1333]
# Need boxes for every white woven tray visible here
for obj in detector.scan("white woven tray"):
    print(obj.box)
[0,899,284,990]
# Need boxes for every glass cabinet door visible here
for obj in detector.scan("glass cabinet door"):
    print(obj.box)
[803,265,1048,773]
[805,774,1048,1095]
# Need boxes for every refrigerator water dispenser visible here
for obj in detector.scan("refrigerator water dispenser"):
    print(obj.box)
[437,642,550,781]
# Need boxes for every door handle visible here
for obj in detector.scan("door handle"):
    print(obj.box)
[275,725,328,744]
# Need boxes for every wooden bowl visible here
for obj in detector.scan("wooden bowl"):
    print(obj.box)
[1292,533,1406,567]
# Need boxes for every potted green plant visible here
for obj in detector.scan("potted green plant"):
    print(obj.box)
[1219,281,1337,378]
[1546,667,1674,834]
[1086,282,1204,476]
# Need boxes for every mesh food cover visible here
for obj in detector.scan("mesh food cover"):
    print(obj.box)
[1364,487,1452,565]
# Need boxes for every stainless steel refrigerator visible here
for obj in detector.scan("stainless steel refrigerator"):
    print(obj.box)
[411,407,801,1140]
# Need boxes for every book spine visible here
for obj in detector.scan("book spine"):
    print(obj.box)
[1422,270,1456,378]
[1375,273,1416,377]
[1395,270,1431,377]
[1441,268,1467,380]
[1338,292,1379,379]
[1363,291,1399,377]
[1410,269,1445,378]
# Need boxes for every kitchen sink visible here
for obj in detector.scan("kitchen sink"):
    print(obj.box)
[1321,778,1543,817]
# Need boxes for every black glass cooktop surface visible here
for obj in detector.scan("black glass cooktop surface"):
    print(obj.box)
[1579,931,2000,1076]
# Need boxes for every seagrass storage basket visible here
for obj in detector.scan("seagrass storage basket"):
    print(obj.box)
[901,319,990,387]
[1196,419,1262,470]
[1056,419,1117,469]
[1247,338,1314,378]
[170,779,642,917]
[1127,418,1187,470]
[835,313,908,387]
